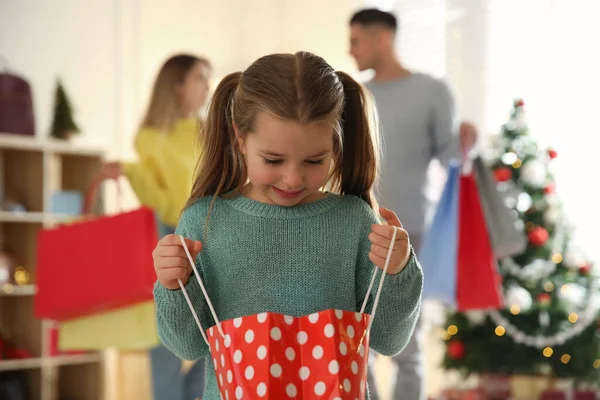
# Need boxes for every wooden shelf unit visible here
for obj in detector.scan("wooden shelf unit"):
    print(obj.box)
[0,133,108,400]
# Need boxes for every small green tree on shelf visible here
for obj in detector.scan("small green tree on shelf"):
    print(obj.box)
[440,99,600,384]
[49,79,80,139]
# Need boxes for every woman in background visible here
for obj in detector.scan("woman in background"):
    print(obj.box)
[99,53,212,400]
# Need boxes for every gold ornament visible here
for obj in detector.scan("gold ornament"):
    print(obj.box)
[14,266,30,285]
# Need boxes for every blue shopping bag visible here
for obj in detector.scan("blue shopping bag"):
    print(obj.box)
[419,160,461,306]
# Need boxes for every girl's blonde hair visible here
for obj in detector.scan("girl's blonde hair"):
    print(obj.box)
[140,53,211,132]
[187,51,380,212]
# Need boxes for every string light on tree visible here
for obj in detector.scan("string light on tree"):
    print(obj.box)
[543,347,554,358]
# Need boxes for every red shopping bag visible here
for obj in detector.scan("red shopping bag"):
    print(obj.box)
[176,228,398,399]
[34,179,158,321]
[456,171,503,311]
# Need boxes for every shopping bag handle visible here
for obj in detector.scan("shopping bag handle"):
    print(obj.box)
[177,225,398,344]
[178,235,224,345]
[460,143,473,176]
[360,226,398,333]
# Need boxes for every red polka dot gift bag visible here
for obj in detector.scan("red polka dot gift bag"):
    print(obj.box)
[176,228,398,399]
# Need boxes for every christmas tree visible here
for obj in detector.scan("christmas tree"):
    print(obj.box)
[441,99,600,383]
[49,79,80,139]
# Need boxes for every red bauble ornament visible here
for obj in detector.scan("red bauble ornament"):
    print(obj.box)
[547,148,558,159]
[493,167,512,182]
[579,263,592,275]
[447,340,465,359]
[528,227,549,246]
[543,183,555,194]
[537,293,552,306]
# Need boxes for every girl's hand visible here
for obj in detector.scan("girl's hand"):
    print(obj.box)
[368,207,411,275]
[153,234,203,290]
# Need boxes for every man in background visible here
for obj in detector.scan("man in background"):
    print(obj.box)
[349,8,477,400]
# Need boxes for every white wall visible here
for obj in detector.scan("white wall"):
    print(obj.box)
[0,0,121,154]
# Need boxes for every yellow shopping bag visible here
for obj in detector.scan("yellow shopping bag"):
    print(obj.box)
[59,301,159,350]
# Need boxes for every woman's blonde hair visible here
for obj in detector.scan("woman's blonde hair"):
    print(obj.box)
[140,53,211,132]
[187,51,380,213]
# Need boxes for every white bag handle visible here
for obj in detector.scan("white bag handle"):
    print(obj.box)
[177,225,398,345]
[360,226,398,332]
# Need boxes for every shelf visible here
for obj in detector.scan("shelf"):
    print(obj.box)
[0,211,45,223]
[49,353,101,367]
[0,357,42,372]
[0,133,107,156]
[0,283,36,296]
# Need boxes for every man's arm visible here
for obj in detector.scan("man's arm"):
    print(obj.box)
[429,79,460,169]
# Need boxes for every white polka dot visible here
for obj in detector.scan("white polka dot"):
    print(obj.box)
[224,334,231,348]
[284,315,294,325]
[245,366,255,380]
[270,363,282,378]
[352,361,359,374]
[347,325,355,338]
[335,310,344,319]
[235,387,243,399]
[210,328,214,337]
[286,384,297,397]
[227,370,233,383]
[312,345,324,360]
[257,312,268,323]
[324,323,335,338]
[297,331,308,345]
[225,390,229,400]
[328,360,339,374]
[221,354,225,367]
[286,347,295,361]
[234,318,242,327]
[234,350,243,364]
[245,329,255,344]
[333,398,342,400]
[257,345,267,360]
[315,382,326,396]
[355,312,363,322]
[344,379,351,392]
[360,379,365,393]
[216,339,220,351]
[299,367,310,380]
[213,358,218,369]
[219,374,223,385]
[308,312,319,323]
[359,343,365,357]
[270,327,282,341]
[340,342,347,355]
[257,383,267,397]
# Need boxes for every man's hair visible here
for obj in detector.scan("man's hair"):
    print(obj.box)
[349,8,398,31]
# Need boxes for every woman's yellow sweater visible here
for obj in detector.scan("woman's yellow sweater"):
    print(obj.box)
[122,118,200,227]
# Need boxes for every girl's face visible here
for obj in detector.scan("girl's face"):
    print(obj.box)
[237,112,335,207]
[179,61,211,115]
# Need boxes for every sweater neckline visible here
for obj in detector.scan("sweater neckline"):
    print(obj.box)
[224,192,341,218]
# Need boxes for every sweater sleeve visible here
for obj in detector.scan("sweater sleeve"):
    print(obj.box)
[429,79,460,170]
[153,203,212,361]
[355,205,424,356]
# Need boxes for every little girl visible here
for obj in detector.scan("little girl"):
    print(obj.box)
[152,51,423,399]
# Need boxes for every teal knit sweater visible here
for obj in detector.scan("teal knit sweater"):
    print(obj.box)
[154,193,423,399]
